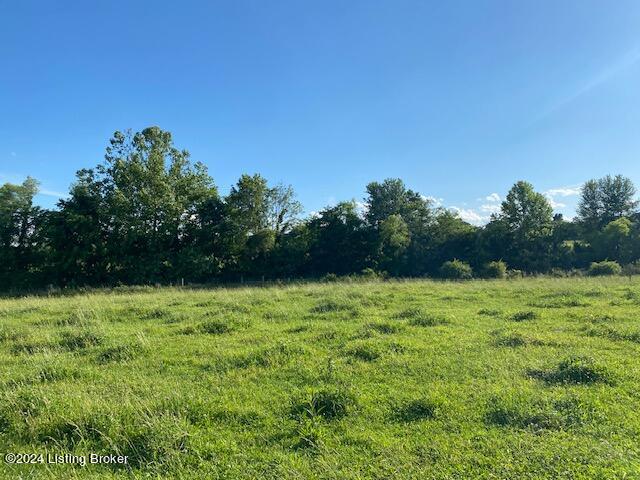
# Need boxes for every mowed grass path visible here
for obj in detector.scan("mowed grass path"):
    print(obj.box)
[1,278,640,479]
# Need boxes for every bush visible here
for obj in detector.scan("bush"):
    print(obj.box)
[321,273,339,283]
[360,268,382,280]
[507,269,523,279]
[588,261,622,277]
[439,260,473,280]
[482,260,507,279]
[622,261,640,276]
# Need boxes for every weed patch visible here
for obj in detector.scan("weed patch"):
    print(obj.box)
[486,393,598,431]
[368,322,402,334]
[493,331,545,347]
[394,397,441,422]
[58,330,104,351]
[345,342,382,362]
[310,299,359,316]
[510,310,538,322]
[97,342,145,363]
[530,356,614,385]
[291,388,355,420]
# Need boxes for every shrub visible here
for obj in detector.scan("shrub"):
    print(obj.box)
[588,261,622,276]
[321,273,339,283]
[360,268,381,280]
[622,261,640,276]
[507,269,523,279]
[439,259,473,280]
[482,260,507,279]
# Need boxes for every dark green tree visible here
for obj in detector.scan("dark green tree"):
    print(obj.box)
[497,181,554,271]
[0,177,45,289]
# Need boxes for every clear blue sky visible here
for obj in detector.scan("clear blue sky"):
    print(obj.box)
[2,0,640,224]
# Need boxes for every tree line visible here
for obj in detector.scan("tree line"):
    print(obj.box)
[1,126,639,291]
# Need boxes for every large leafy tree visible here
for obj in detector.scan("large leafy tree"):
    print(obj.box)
[578,175,638,229]
[0,178,45,289]
[52,127,217,285]
[306,201,369,276]
[364,178,434,275]
[47,169,112,285]
[220,175,302,278]
[497,181,554,271]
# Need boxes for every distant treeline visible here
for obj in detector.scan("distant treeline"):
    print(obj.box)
[2,127,639,291]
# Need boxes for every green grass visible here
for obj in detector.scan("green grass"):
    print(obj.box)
[1,277,640,479]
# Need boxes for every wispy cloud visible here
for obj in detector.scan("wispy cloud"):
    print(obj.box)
[485,193,500,202]
[39,189,68,199]
[535,47,640,122]
[544,185,581,197]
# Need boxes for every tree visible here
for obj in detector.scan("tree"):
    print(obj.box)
[498,181,553,271]
[267,183,303,237]
[0,177,45,289]
[426,209,478,274]
[306,201,369,276]
[221,174,273,278]
[364,178,434,275]
[378,214,410,275]
[46,169,111,286]
[578,175,638,229]
[577,180,601,229]
[599,217,633,264]
[51,127,218,285]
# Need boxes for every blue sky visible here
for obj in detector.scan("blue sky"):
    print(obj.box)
[2,0,640,224]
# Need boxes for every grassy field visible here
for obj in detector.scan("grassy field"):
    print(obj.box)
[1,278,640,479]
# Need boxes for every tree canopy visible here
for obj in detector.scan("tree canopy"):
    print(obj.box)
[1,127,639,291]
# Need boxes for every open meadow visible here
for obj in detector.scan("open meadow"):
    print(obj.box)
[1,277,640,479]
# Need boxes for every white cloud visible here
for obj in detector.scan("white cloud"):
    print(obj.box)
[543,185,581,197]
[448,206,487,226]
[485,193,500,202]
[355,200,368,215]
[480,203,501,214]
[542,184,581,211]
[422,195,443,207]
[546,197,566,209]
